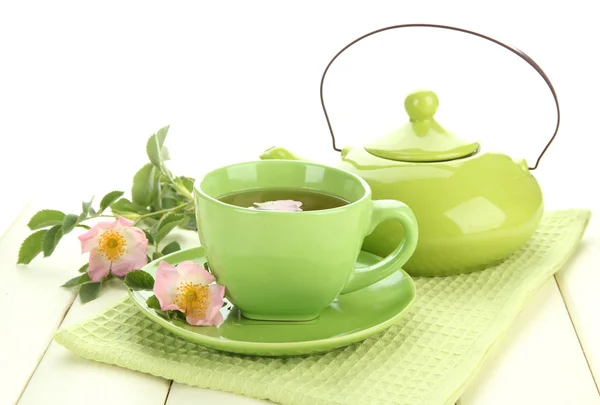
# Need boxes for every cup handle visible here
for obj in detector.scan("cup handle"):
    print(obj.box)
[340,200,419,294]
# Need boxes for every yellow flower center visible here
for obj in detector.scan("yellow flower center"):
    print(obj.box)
[97,230,127,261]
[174,281,209,318]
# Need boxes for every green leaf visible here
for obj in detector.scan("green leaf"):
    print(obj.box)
[154,307,186,322]
[110,198,147,215]
[146,125,169,169]
[42,225,63,257]
[154,309,170,321]
[100,191,125,212]
[27,210,65,230]
[132,164,156,207]
[161,197,179,209]
[161,146,170,161]
[146,295,161,310]
[155,213,184,244]
[61,273,91,288]
[140,217,159,229]
[171,310,187,321]
[78,263,89,273]
[180,214,197,231]
[17,229,48,264]
[153,185,180,211]
[143,230,155,245]
[176,176,195,193]
[152,251,163,260]
[153,173,163,211]
[62,214,78,234]
[161,241,181,255]
[76,224,91,230]
[82,197,94,217]
[123,270,155,291]
[161,187,179,200]
[79,282,102,303]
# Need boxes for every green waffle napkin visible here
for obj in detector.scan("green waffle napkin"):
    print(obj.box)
[54,209,591,405]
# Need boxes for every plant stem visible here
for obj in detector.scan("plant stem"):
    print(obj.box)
[173,183,194,201]
[133,202,192,226]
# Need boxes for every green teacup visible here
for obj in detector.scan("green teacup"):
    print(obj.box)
[194,160,418,321]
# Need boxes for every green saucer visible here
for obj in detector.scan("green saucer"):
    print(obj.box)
[129,247,416,356]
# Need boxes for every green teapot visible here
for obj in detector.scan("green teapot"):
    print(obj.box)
[260,24,559,277]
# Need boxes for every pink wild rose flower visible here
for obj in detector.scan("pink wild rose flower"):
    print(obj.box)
[153,260,225,326]
[252,200,303,212]
[78,216,149,282]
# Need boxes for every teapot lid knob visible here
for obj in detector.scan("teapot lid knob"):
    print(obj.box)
[364,89,480,162]
[405,90,439,121]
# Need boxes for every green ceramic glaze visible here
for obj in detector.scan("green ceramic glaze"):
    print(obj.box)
[129,247,416,356]
[193,160,418,321]
[338,147,543,276]
[365,90,480,162]
[260,90,544,276]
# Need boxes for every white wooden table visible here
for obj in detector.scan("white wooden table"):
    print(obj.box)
[1,188,599,405]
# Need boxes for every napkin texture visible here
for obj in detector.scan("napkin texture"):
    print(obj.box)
[54,209,591,405]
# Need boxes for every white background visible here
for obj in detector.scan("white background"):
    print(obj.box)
[1,0,598,218]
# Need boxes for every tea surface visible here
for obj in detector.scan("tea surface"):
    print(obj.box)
[218,188,350,212]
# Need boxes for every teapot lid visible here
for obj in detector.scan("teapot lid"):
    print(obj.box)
[364,90,480,162]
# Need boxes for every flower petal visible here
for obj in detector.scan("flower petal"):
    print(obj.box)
[186,311,222,326]
[176,260,215,285]
[122,226,148,254]
[97,219,119,230]
[185,284,225,326]
[110,226,149,276]
[78,226,100,254]
[111,248,148,277]
[186,311,218,326]
[117,216,134,227]
[187,310,223,326]
[207,284,226,320]
[253,200,303,212]
[162,303,182,312]
[208,310,224,326]
[87,250,111,282]
[153,261,183,310]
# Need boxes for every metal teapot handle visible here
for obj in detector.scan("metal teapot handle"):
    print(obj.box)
[319,23,560,171]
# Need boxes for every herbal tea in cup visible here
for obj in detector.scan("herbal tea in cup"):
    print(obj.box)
[218,188,349,212]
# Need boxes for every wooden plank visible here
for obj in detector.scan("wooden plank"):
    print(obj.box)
[17,229,203,405]
[0,187,36,242]
[458,278,600,405]
[18,282,171,405]
[0,198,32,242]
[167,384,271,405]
[555,215,600,391]
[0,201,81,405]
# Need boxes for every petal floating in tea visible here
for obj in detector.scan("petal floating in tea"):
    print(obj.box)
[252,200,303,212]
